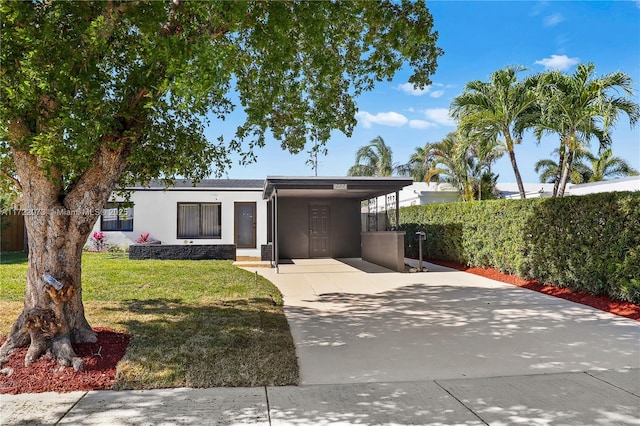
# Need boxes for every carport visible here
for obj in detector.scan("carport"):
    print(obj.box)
[262,176,413,272]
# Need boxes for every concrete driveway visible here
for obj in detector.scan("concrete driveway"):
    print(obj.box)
[255,258,640,385]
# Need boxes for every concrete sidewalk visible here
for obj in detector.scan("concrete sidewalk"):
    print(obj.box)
[2,370,639,425]
[2,259,639,425]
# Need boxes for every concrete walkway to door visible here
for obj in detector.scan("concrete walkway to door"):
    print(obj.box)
[254,258,640,386]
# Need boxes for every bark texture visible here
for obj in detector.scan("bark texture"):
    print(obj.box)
[0,141,128,371]
[508,149,526,200]
[504,132,526,200]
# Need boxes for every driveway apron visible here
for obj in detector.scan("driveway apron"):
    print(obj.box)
[254,258,640,385]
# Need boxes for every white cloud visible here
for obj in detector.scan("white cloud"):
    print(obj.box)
[544,13,564,27]
[530,1,548,17]
[398,82,450,98]
[409,120,435,129]
[356,111,408,128]
[423,108,456,127]
[534,54,580,71]
[398,83,431,96]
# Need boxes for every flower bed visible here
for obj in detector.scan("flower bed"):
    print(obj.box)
[427,258,640,321]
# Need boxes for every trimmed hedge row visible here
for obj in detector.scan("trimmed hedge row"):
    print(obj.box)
[400,191,640,304]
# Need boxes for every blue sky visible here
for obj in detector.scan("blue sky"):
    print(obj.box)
[211,1,640,183]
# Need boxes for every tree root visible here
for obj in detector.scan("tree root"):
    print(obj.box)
[0,312,29,368]
[52,336,84,372]
[72,323,98,344]
[1,308,87,371]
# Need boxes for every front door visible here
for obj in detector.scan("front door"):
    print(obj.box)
[309,204,330,258]
[235,202,256,248]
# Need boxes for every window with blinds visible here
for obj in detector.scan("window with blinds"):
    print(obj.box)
[177,203,221,239]
[101,202,134,232]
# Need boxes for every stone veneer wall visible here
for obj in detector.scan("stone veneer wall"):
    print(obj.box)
[129,244,236,260]
[260,244,273,262]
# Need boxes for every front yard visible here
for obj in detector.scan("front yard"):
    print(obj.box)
[0,252,298,389]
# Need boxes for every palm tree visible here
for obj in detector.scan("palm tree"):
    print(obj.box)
[534,147,591,184]
[451,66,538,199]
[424,133,470,199]
[396,144,440,182]
[532,63,640,196]
[467,136,504,200]
[584,148,639,182]
[397,146,427,182]
[347,136,398,176]
[424,132,502,201]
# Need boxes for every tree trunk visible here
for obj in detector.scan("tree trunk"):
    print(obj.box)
[508,149,526,199]
[0,143,128,371]
[503,132,525,199]
[558,148,574,197]
[553,141,567,197]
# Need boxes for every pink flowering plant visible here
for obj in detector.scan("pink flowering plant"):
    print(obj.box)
[92,231,107,252]
[136,233,151,243]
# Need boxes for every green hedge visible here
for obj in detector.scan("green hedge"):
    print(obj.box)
[399,191,640,304]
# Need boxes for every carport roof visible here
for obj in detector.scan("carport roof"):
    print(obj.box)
[262,176,413,200]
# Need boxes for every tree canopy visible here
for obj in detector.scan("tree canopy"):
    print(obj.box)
[1,0,442,196]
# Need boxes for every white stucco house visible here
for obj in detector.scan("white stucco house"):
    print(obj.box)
[92,179,267,258]
[90,176,414,271]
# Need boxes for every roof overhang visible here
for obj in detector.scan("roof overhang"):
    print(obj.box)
[263,176,414,200]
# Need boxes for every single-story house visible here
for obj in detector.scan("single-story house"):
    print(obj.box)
[91,176,413,271]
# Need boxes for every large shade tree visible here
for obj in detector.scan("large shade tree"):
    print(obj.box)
[532,63,640,197]
[0,1,441,370]
[451,66,537,199]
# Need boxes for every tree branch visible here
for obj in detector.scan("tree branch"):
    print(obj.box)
[161,0,183,36]
[0,168,22,192]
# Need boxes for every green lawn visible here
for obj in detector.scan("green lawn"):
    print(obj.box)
[0,252,298,389]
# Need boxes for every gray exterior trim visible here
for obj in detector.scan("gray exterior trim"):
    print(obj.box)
[263,176,413,200]
[131,179,265,191]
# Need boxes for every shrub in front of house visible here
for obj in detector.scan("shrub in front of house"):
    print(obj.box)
[400,191,640,304]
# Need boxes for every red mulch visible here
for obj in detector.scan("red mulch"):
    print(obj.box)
[427,258,640,321]
[0,327,130,394]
